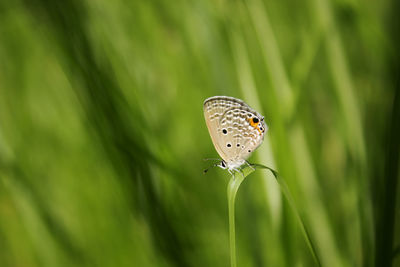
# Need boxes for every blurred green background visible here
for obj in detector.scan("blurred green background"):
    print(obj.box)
[0,0,399,266]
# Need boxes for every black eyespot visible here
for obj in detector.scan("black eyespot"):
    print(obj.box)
[247,113,252,117]
[259,127,263,131]
[252,117,259,123]
[227,143,231,147]
[237,144,240,147]
[222,129,227,134]
[248,149,251,153]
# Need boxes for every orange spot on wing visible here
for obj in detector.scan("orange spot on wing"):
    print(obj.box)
[247,118,262,134]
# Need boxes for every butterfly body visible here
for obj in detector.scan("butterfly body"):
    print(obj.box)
[203,96,267,173]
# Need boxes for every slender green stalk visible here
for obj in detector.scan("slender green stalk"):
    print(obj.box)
[227,174,244,267]
[253,164,321,267]
[226,166,264,267]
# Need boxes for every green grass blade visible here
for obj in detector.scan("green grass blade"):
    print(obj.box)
[245,164,321,267]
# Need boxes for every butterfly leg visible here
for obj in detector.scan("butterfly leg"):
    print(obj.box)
[233,167,244,178]
[245,160,256,171]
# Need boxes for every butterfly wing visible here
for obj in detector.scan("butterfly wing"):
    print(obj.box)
[203,96,243,162]
[236,115,267,161]
[222,107,266,162]
[203,96,267,165]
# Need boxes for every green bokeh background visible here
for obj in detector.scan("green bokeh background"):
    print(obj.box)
[0,0,399,266]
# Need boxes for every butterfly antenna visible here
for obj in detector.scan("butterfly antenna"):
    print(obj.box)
[203,163,219,174]
[203,158,221,162]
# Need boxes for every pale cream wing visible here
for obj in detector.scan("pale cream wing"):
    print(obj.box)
[203,96,265,163]
[220,107,265,162]
[203,96,245,162]
[237,120,266,161]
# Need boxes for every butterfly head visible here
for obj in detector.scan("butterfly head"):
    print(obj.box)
[218,160,227,170]
[218,159,246,171]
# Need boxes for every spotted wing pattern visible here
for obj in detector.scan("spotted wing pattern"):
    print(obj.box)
[203,96,266,167]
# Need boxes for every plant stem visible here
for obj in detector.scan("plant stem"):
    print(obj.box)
[227,173,245,267]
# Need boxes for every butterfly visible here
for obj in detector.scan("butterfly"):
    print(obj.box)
[203,96,267,174]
